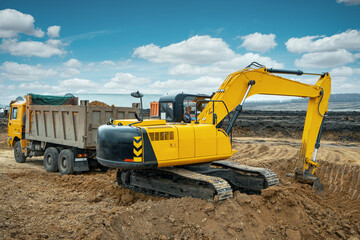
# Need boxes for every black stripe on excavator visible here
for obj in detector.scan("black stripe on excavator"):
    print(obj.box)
[141,128,158,163]
[267,68,304,75]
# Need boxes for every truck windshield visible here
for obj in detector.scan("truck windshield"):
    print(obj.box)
[11,107,18,119]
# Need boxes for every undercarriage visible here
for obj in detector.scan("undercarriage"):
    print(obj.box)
[117,160,279,202]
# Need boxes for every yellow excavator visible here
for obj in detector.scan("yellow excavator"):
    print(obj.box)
[97,62,331,201]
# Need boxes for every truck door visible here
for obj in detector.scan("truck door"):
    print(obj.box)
[8,106,22,144]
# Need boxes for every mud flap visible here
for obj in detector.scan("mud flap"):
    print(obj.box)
[74,158,89,172]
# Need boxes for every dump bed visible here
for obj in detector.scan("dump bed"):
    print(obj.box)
[25,99,138,149]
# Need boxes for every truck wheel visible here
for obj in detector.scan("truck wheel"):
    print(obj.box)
[14,141,26,163]
[43,147,59,172]
[58,149,74,175]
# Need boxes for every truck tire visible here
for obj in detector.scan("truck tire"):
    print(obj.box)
[14,141,26,163]
[58,149,74,175]
[43,147,59,172]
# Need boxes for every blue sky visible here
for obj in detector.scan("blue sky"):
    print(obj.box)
[1,0,360,105]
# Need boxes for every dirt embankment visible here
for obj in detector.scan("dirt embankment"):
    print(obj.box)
[1,111,360,239]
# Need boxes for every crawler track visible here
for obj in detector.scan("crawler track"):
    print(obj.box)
[117,168,233,202]
[117,161,279,201]
[212,160,279,188]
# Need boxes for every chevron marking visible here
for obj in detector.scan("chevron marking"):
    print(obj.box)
[134,148,143,156]
[133,140,142,149]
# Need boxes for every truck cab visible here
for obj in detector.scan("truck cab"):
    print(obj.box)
[8,99,26,148]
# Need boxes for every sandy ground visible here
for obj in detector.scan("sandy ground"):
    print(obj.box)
[1,127,360,239]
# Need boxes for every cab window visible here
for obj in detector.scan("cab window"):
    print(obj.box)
[159,102,173,121]
[183,96,209,118]
[11,107,18,120]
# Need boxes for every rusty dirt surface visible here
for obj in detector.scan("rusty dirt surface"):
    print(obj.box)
[0,112,360,240]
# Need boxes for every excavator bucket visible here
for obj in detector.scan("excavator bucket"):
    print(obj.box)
[295,170,324,194]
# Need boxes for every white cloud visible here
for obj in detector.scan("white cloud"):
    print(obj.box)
[64,58,82,68]
[336,0,360,5]
[151,76,222,95]
[87,62,96,68]
[47,25,61,38]
[1,61,57,81]
[83,60,116,72]
[119,59,132,65]
[215,53,284,72]
[238,33,277,53]
[286,30,360,54]
[60,68,81,78]
[133,35,235,64]
[330,66,359,77]
[104,73,151,89]
[168,53,284,78]
[60,59,82,77]
[59,78,98,88]
[0,9,44,38]
[19,81,58,91]
[328,66,360,93]
[0,84,19,105]
[134,35,283,79]
[101,60,116,67]
[168,64,210,76]
[294,49,358,68]
[0,38,67,57]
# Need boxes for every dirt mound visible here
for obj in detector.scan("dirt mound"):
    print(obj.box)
[90,179,359,240]
[89,100,110,107]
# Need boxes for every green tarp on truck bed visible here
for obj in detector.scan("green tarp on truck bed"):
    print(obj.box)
[28,93,77,105]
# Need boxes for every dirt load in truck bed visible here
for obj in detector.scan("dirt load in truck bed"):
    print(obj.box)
[0,111,359,239]
[89,100,110,107]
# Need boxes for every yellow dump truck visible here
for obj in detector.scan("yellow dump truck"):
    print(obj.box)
[8,94,138,174]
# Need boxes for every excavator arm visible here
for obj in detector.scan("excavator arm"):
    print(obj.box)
[198,64,331,188]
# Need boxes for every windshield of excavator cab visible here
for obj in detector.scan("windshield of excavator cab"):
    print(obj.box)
[159,102,174,121]
[183,96,208,122]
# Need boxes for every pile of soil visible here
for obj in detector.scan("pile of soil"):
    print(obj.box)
[89,100,110,107]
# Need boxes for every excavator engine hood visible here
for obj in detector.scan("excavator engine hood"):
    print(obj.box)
[96,125,157,169]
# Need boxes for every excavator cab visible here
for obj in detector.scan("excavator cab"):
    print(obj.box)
[157,93,211,122]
